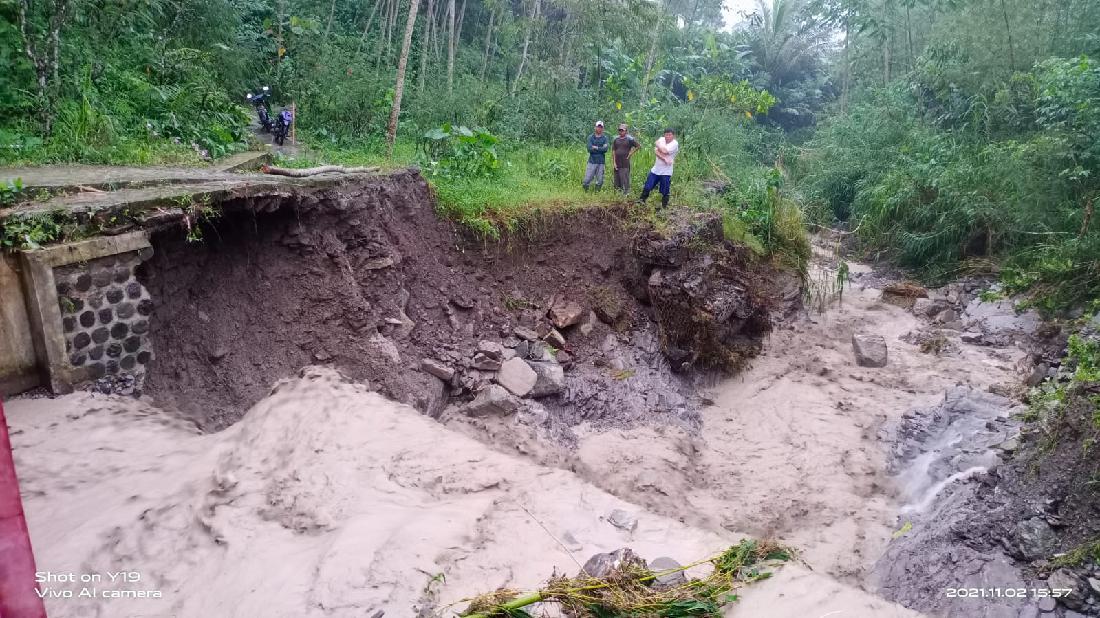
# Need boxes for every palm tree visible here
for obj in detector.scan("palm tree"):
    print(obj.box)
[745,0,835,87]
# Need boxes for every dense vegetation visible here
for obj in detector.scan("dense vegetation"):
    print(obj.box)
[796,0,1100,310]
[1,0,1098,305]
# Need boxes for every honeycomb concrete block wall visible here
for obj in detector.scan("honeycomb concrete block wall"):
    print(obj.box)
[55,252,154,392]
[17,231,154,395]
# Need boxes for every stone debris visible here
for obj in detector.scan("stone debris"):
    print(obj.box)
[882,282,928,308]
[527,341,556,363]
[495,357,537,397]
[456,384,520,417]
[1048,568,1088,610]
[544,328,566,348]
[526,361,565,398]
[548,299,586,329]
[470,352,502,371]
[420,358,455,381]
[476,340,504,360]
[512,325,538,341]
[579,311,598,336]
[1015,517,1059,561]
[852,333,888,368]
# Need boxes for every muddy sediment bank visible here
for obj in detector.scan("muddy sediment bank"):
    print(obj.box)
[139,169,797,436]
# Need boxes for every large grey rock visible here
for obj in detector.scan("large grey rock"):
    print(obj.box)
[1049,569,1088,610]
[368,333,402,364]
[1037,596,1056,612]
[649,556,687,588]
[476,340,504,360]
[457,384,520,417]
[934,308,959,324]
[420,358,455,381]
[580,548,645,579]
[470,352,502,371]
[579,311,598,336]
[912,298,945,318]
[1016,517,1059,561]
[852,333,888,367]
[608,508,638,532]
[495,357,537,397]
[549,299,586,329]
[527,341,555,363]
[544,328,566,348]
[513,325,538,341]
[527,361,565,398]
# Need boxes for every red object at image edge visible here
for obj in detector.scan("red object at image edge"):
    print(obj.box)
[0,399,47,618]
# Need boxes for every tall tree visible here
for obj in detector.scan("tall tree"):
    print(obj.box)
[640,0,665,105]
[17,0,71,133]
[418,0,435,92]
[386,0,421,158]
[446,0,456,93]
[512,0,540,95]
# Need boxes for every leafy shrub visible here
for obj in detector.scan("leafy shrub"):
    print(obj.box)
[420,124,501,179]
[796,56,1100,307]
[0,178,24,207]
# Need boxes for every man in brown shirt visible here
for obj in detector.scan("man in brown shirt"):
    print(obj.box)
[611,123,640,195]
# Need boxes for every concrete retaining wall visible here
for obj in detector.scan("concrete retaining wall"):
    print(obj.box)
[0,256,38,396]
[1,232,155,396]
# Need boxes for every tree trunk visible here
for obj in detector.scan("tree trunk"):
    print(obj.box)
[357,0,382,57]
[446,0,456,94]
[17,0,70,134]
[639,0,663,105]
[841,12,851,112]
[455,0,467,50]
[418,0,435,92]
[386,0,421,158]
[374,0,392,67]
[323,0,338,40]
[905,3,914,71]
[479,9,495,84]
[882,0,891,85]
[999,0,1016,71]
[512,0,539,95]
[433,0,444,59]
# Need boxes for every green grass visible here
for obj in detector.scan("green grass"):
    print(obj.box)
[288,137,811,277]
[1052,538,1100,568]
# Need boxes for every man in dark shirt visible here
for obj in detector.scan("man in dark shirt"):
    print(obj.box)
[611,123,640,194]
[583,121,609,191]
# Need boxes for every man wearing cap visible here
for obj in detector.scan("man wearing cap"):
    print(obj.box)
[638,128,679,209]
[611,123,640,195]
[583,121,610,191]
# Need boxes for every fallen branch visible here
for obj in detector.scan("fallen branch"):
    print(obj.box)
[260,164,380,177]
[459,540,792,618]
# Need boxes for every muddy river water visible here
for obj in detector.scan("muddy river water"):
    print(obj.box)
[6,250,1041,617]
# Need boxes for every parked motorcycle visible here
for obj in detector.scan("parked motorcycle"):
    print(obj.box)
[246,86,272,133]
[273,107,293,146]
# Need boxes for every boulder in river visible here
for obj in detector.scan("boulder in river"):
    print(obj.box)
[852,333,888,367]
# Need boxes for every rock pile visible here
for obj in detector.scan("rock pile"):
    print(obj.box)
[424,300,579,419]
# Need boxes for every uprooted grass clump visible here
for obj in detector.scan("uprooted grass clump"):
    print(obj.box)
[458,539,792,618]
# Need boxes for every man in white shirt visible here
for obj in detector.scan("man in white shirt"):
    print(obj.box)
[638,128,679,209]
